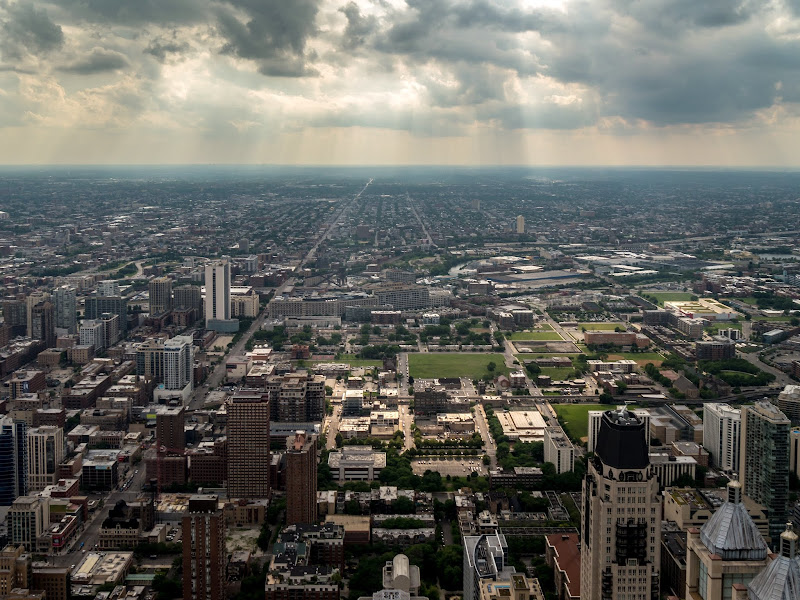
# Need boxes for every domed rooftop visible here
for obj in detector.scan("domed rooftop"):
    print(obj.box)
[699,480,768,561]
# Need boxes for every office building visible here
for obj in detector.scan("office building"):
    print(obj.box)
[52,286,77,334]
[148,276,173,315]
[702,403,741,472]
[580,408,661,600]
[0,417,27,505]
[740,401,791,543]
[85,295,128,333]
[156,405,185,451]
[136,337,164,381]
[182,494,225,600]
[175,284,202,312]
[684,480,769,600]
[79,319,106,351]
[164,335,194,391]
[515,215,525,234]
[26,426,64,493]
[463,532,514,600]
[227,392,270,499]
[265,372,326,423]
[543,426,574,474]
[29,301,55,348]
[9,496,50,552]
[205,260,236,332]
[286,431,317,526]
[777,384,800,425]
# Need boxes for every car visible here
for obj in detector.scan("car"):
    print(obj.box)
[150,554,158,559]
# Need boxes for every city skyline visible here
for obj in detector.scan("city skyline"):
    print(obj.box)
[1,1,800,165]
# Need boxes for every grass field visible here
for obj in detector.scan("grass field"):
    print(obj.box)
[554,404,619,442]
[578,323,626,331]
[607,352,664,366]
[644,291,695,306]
[409,353,510,379]
[510,331,563,341]
[538,323,553,331]
[540,367,575,380]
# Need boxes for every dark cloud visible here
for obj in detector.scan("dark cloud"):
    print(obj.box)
[0,4,64,60]
[339,2,378,50]
[49,0,207,25]
[60,48,130,74]
[144,38,191,63]
[216,0,320,76]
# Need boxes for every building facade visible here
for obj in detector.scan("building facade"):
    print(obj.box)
[226,392,271,499]
[702,403,741,473]
[286,431,318,526]
[182,494,226,600]
[149,277,173,315]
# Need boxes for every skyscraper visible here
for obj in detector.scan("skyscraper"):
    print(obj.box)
[515,215,525,234]
[30,300,55,348]
[286,431,317,525]
[148,276,173,315]
[205,260,231,327]
[163,335,194,391]
[26,426,64,493]
[740,401,790,543]
[175,285,202,311]
[52,285,77,334]
[85,295,128,333]
[227,391,270,499]
[581,408,661,600]
[702,403,741,472]
[0,416,27,505]
[156,406,186,451]
[182,494,226,600]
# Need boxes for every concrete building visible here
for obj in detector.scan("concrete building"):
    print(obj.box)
[740,401,791,542]
[685,481,769,600]
[135,337,164,382]
[696,338,737,361]
[85,295,128,334]
[543,426,574,474]
[515,215,525,234]
[648,453,697,487]
[29,301,55,348]
[227,392,271,499]
[0,545,30,596]
[26,426,63,493]
[478,573,543,600]
[205,260,237,332]
[156,405,185,451]
[174,285,202,312]
[0,417,28,505]
[327,447,386,481]
[182,494,225,600]
[52,286,77,335]
[79,319,106,351]
[702,403,741,473]
[580,408,661,600]
[463,532,514,600]
[97,280,120,297]
[148,276,173,315]
[163,335,194,393]
[286,431,317,526]
[9,496,50,552]
[777,384,800,425]
[265,372,326,423]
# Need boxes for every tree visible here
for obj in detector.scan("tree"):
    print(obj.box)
[487,361,497,373]
[335,433,344,448]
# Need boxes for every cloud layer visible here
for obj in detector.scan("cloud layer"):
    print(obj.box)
[1,0,800,164]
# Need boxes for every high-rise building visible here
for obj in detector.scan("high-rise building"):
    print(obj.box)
[164,335,194,391]
[136,337,164,381]
[581,408,661,600]
[791,429,800,480]
[26,426,64,493]
[286,431,317,525]
[182,494,225,600]
[515,215,525,234]
[543,426,574,474]
[79,319,106,351]
[9,496,49,551]
[227,391,270,499]
[777,384,800,425]
[85,295,128,333]
[747,522,800,600]
[52,286,77,334]
[463,532,514,600]
[0,417,27,505]
[175,285,203,311]
[156,406,186,451]
[205,260,231,327]
[2,299,27,337]
[0,545,31,596]
[30,301,55,348]
[702,403,741,472]
[588,408,650,453]
[684,480,769,600]
[149,277,173,315]
[740,401,791,542]
[265,372,326,423]
[25,292,49,339]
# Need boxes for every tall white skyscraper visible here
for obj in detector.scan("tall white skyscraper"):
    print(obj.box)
[702,403,741,472]
[205,260,231,325]
[515,215,525,234]
[52,285,77,334]
[581,408,661,600]
[164,335,194,392]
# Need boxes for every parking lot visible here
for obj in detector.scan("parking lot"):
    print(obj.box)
[411,457,487,477]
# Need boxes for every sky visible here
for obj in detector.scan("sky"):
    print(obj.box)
[1,0,800,166]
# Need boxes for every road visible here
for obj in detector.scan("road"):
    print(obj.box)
[398,403,415,451]
[737,350,792,387]
[473,404,496,469]
[406,192,437,249]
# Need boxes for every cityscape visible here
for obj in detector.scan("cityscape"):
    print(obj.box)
[0,166,798,600]
[4,1,800,600]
